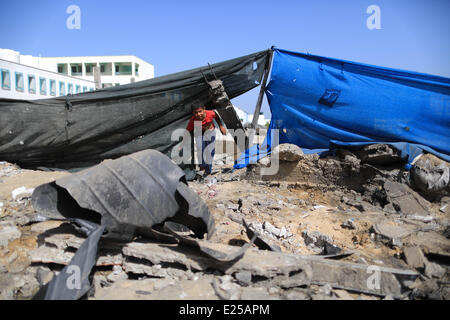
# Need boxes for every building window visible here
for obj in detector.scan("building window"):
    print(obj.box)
[135,63,139,76]
[68,83,73,94]
[89,87,94,92]
[15,72,24,92]
[28,75,36,94]
[75,85,81,93]
[115,63,132,75]
[59,81,65,96]
[100,64,105,73]
[71,64,82,76]
[57,64,67,74]
[1,69,11,90]
[39,77,47,95]
[49,80,56,96]
[115,83,120,86]
[85,63,96,75]
[83,86,87,92]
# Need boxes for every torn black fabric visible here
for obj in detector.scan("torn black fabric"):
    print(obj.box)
[0,50,269,169]
[33,224,105,300]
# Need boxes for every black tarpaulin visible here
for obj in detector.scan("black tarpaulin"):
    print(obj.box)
[0,50,269,169]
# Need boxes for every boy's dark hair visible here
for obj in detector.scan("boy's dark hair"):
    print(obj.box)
[191,104,205,112]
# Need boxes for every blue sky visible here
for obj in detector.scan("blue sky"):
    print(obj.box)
[1,0,449,116]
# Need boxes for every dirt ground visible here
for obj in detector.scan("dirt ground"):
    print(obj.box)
[0,148,449,300]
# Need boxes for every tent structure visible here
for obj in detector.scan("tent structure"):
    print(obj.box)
[0,50,270,169]
[236,48,450,168]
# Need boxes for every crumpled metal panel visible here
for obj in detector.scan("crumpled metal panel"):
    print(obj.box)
[32,149,217,300]
[32,149,214,241]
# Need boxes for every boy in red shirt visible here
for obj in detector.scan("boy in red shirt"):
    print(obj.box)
[187,105,227,176]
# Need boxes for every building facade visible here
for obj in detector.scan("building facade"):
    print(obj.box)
[41,54,154,88]
[0,49,95,100]
[0,48,154,100]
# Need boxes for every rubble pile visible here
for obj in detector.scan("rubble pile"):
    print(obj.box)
[0,145,449,300]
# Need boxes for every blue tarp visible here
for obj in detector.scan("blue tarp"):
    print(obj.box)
[235,48,450,168]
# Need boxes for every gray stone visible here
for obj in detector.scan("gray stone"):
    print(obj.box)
[106,266,128,283]
[355,144,401,165]
[341,219,356,230]
[234,270,252,286]
[403,246,426,270]
[424,261,446,279]
[372,221,417,241]
[411,153,449,194]
[384,181,430,216]
[271,144,304,162]
[36,266,54,286]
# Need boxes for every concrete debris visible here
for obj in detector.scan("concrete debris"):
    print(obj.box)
[271,144,304,162]
[0,222,21,247]
[106,265,128,283]
[383,180,431,216]
[355,144,401,165]
[341,219,356,230]
[11,186,34,201]
[1,144,449,300]
[411,153,449,197]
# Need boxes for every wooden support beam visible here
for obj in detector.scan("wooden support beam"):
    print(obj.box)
[251,49,274,129]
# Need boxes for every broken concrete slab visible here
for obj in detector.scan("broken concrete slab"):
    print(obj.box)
[122,259,189,279]
[403,246,426,270]
[29,245,123,267]
[372,221,419,242]
[383,180,431,216]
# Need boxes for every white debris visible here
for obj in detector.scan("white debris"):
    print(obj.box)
[11,187,34,201]
[0,222,21,246]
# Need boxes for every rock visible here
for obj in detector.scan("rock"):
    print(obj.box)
[29,245,124,267]
[122,260,188,279]
[240,286,274,300]
[355,144,401,165]
[439,204,450,215]
[333,289,354,300]
[234,271,252,286]
[11,186,34,201]
[424,261,446,279]
[341,219,356,230]
[302,231,332,249]
[389,238,403,248]
[263,221,281,237]
[411,153,449,196]
[271,144,304,162]
[403,246,426,270]
[106,265,128,283]
[30,221,64,234]
[383,203,397,215]
[372,221,417,242]
[0,222,21,247]
[36,266,54,286]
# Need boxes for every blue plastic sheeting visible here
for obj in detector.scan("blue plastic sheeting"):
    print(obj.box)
[235,48,450,169]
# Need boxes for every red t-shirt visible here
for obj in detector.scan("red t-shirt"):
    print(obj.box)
[186,110,217,132]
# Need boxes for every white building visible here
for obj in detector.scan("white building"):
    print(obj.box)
[233,105,270,127]
[41,54,154,88]
[0,48,155,100]
[0,49,95,100]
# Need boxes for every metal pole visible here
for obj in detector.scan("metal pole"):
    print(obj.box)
[251,49,273,129]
